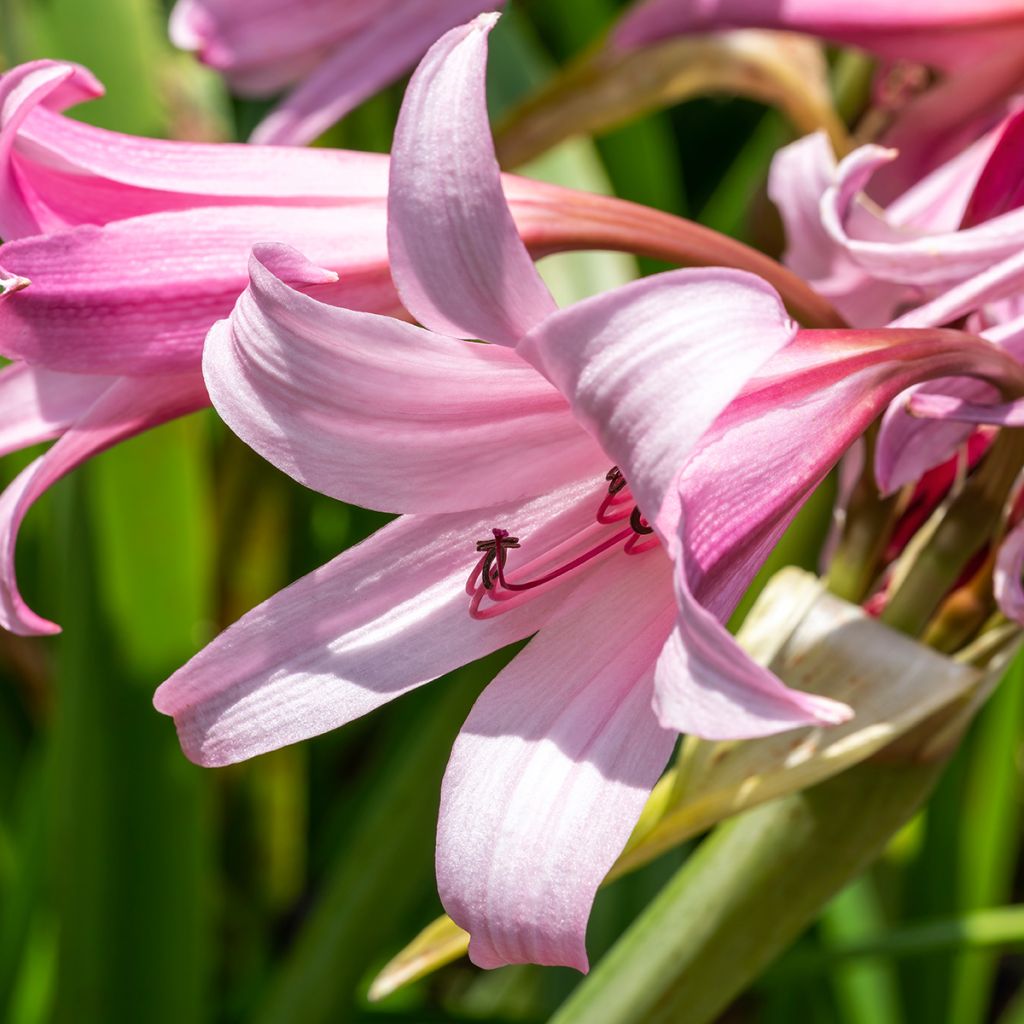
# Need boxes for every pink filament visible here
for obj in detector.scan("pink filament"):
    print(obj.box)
[467,468,658,620]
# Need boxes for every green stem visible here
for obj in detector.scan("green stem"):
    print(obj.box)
[550,755,948,1024]
[827,428,900,604]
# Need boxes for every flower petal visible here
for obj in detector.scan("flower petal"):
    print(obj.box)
[876,315,1024,493]
[517,268,798,543]
[249,0,505,146]
[154,478,610,767]
[387,13,556,346]
[822,144,1024,291]
[0,372,208,635]
[613,0,1024,71]
[906,392,1024,427]
[0,362,115,457]
[960,107,1024,228]
[654,588,851,738]
[654,324,1024,737]
[0,203,396,375]
[995,518,1024,624]
[1,59,389,234]
[437,554,677,972]
[767,132,904,326]
[206,244,605,513]
[0,60,104,238]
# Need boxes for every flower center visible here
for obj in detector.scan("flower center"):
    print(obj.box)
[467,467,658,619]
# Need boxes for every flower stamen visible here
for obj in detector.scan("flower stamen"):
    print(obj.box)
[468,468,658,619]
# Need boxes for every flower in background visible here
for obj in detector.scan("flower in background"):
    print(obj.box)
[615,1,1024,71]
[169,0,506,145]
[768,109,1024,495]
[615,0,1024,198]
[155,15,1024,975]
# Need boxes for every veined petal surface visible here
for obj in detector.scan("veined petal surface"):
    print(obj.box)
[388,14,556,346]
[206,245,605,513]
[154,479,610,767]
[0,204,397,375]
[438,554,677,971]
[517,269,798,543]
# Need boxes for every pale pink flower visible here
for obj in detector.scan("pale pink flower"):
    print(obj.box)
[170,0,505,145]
[767,109,1024,491]
[155,15,1024,971]
[1,57,759,636]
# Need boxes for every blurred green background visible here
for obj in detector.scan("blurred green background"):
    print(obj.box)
[2,1,1024,1022]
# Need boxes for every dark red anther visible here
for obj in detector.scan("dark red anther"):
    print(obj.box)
[473,528,520,589]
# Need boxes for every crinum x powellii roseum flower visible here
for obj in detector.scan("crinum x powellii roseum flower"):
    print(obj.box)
[0,56,817,637]
[154,15,1024,971]
[170,0,507,145]
[767,100,1024,629]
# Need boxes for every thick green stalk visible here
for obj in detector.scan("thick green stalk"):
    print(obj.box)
[550,753,948,1024]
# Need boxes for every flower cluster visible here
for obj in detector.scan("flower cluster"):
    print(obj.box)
[3,0,1024,982]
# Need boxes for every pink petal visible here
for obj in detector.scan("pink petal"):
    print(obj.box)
[767,133,904,326]
[684,326,1024,617]
[822,144,1024,291]
[0,372,208,635]
[876,315,1024,493]
[0,59,389,233]
[249,0,506,146]
[0,60,104,238]
[153,478,611,767]
[654,591,852,739]
[437,554,677,971]
[517,268,798,543]
[995,518,1024,624]
[892,248,1024,331]
[614,0,1024,71]
[656,324,1024,737]
[874,47,1024,204]
[961,107,1024,228]
[170,0,372,89]
[906,392,1024,427]
[387,13,557,347]
[0,203,397,375]
[0,362,115,457]
[205,244,605,513]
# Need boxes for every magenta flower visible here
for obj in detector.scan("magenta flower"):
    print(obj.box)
[155,15,1024,971]
[170,0,506,145]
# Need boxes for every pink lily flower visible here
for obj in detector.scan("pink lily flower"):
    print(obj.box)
[170,0,506,145]
[615,1,1024,73]
[767,108,1024,491]
[0,55,840,637]
[155,15,1024,971]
